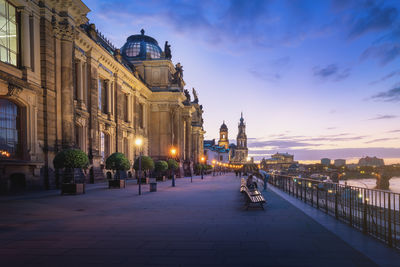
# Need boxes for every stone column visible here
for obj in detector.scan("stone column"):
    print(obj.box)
[20,8,31,69]
[56,20,75,147]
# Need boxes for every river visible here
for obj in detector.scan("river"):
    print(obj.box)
[339,177,400,193]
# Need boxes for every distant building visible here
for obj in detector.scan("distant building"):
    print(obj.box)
[261,152,296,170]
[334,159,346,167]
[321,158,331,166]
[347,164,358,170]
[203,139,229,164]
[218,121,229,149]
[229,113,249,164]
[358,156,385,167]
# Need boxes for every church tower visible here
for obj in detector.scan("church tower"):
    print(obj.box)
[232,113,248,163]
[218,121,229,149]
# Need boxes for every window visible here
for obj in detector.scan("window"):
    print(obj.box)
[125,42,140,57]
[75,124,81,149]
[123,94,128,122]
[100,131,109,163]
[74,62,78,100]
[0,99,20,158]
[98,79,107,113]
[145,43,161,59]
[138,103,144,128]
[123,138,128,156]
[0,0,18,66]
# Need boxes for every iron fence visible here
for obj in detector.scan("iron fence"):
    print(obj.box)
[269,174,400,249]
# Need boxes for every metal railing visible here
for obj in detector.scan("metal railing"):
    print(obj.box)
[269,174,400,249]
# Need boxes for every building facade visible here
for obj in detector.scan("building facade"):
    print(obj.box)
[0,0,205,192]
[358,156,385,167]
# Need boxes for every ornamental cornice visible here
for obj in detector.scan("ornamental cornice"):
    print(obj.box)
[52,18,77,41]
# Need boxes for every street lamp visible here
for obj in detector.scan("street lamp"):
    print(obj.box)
[169,147,177,187]
[200,156,205,179]
[135,137,143,195]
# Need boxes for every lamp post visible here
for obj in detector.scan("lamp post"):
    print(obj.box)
[135,137,143,195]
[200,156,205,180]
[170,147,177,187]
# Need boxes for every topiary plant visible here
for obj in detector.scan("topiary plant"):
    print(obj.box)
[106,152,130,179]
[155,160,168,178]
[53,149,89,169]
[167,159,179,170]
[53,149,89,184]
[133,156,155,172]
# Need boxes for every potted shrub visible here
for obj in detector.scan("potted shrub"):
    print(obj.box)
[133,156,155,184]
[167,159,179,187]
[54,149,89,195]
[106,152,130,189]
[155,160,168,181]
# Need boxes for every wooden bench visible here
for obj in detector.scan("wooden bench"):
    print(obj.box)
[240,183,266,210]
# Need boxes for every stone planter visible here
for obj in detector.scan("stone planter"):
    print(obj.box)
[150,182,157,192]
[163,176,166,182]
[61,183,85,195]
[108,179,126,189]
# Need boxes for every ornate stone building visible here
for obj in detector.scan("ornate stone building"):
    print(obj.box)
[0,0,205,192]
[217,121,228,149]
[229,113,248,164]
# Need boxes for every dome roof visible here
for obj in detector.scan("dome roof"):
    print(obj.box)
[220,121,228,131]
[121,29,163,61]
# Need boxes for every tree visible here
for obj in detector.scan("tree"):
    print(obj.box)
[106,153,130,179]
[155,160,168,178]
[167,159,179,171]
[53,149,89,183]
[133,156,155,175]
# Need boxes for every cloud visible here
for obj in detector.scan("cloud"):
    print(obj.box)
[348,3,398,39]
[371,85,400,102]
[369,114,398,120]
[247,140,320,149]
[387,129,400,133]
[365,137,398,144]
[369,70,400,85]
[249,147,400,161]
[312,64,351,81]
[361,43,400,65]
[248,68,281,82]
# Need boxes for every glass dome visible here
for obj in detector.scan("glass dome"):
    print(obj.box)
[121,29,163,61]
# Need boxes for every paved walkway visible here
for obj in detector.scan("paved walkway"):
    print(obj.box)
[0,174,395,266]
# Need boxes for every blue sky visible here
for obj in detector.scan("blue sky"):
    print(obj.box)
[84,0,400,163]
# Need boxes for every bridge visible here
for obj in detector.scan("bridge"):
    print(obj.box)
[0,174,399,266]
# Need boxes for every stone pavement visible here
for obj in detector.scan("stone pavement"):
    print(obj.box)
[0,174,396,266]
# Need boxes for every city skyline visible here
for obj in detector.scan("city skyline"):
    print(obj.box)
[85,0,400,163]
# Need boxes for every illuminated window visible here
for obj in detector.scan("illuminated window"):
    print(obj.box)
[0,0,18,66]
[100,131,110,163]
[0,99,20,158]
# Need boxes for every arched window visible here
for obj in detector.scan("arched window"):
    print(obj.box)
[0,99,20,159]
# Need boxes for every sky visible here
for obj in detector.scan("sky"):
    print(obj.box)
[83,0,400,164]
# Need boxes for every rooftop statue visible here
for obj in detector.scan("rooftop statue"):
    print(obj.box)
[192,88,199,103]
[173,63,184,85]
[164,41,172,59]
[184,89,191,103]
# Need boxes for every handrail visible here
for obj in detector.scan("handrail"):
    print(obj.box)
[269,173,400,249]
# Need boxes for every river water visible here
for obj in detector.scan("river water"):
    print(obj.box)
[339,177,400,193]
